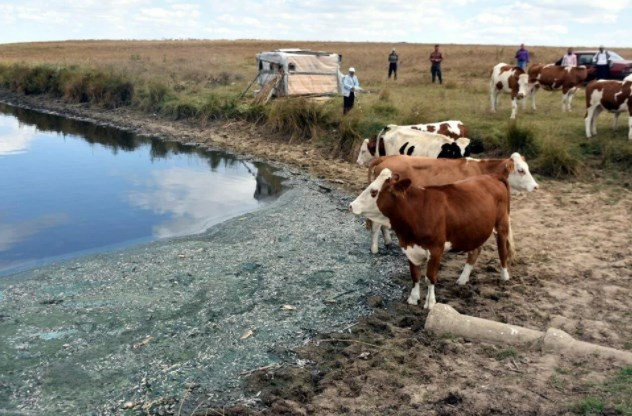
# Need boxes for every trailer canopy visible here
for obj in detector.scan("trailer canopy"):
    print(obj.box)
[256,49,342,98]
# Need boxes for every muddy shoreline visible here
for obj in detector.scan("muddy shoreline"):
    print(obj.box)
[1,91,631,415]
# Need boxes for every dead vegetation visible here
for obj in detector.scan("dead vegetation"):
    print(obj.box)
[1,40,632,177]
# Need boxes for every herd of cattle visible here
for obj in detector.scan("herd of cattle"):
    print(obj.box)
[491,62,632,140]
[351,119,537,309]
[346,61,630,309]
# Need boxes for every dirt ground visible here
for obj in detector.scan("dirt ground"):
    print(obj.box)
[1,91,631,415]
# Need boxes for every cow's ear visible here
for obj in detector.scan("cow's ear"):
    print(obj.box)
[393,178,412,193]
[391,172,400,182]
[505,159,515,173]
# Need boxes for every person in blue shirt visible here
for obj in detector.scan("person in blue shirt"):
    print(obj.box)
[342,67,361,114]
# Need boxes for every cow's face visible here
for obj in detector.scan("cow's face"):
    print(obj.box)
[437,142,461,158]
[517,73,529,99]
[349,168,392,226]
[356,139,375,166]
[455,138,471,157]
[507,153,539,192]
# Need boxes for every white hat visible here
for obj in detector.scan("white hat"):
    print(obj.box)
[349,67,356,72]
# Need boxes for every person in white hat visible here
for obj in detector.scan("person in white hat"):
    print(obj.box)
[342,67,361,114]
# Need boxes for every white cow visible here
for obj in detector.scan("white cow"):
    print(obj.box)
[490,63,530,119]
[356,125,471,166]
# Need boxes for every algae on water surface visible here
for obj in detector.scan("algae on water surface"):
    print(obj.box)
[0,174,402,414]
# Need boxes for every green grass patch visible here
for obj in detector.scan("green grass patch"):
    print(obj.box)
[572,367,632,415]
[494,347,519,361]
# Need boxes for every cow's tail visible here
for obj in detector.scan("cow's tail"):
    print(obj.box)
[507,218,516,266]
[499,174,515,265]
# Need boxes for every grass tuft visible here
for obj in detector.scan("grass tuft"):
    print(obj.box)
[505,123,540,157]
[265,98,334,141]
[535,139,581,178]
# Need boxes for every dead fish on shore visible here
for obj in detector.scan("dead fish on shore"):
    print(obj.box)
[132,336,154,349]
[240,329,254,340]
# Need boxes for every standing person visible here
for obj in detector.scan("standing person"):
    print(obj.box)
[388,49,398,80]
[429,44,443,84]
[515,44,530,69]
[592,46,611,79]
[342,67,361,115]
[561,47,577,67]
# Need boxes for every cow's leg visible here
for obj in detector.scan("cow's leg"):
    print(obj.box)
[531,86,537,111]
[510,97,518,119]
[561,92,568,112]
[567,87,577,111]
[628,114,632,140]
[369,222,381,254]
[424,248,444,309]
[592,106,602,136]
[490,86,497,112]
[381,225,392,247]
[496,218,511,282]
[407,260,422,305]
[456,247,482,285]
[613,112,620,130]
[585,105,595,138]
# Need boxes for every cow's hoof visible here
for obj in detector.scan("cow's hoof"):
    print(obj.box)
[407,296,419,305]
[370,246,378,254]
[500,269,510,282]
[423,299,436,310]
[456,277,469,286]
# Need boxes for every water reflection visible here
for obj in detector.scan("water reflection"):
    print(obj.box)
[0,116,37,155]
[127,168,257,238]
[0,103,285,275]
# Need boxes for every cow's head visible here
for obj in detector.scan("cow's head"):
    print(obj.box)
[349,168,394,226]
[624,74,632,84]
[356,138,375,166]
[516,73,529,99]
[437,142,461,159]
[437,138,471,159]
[506,152,538,192]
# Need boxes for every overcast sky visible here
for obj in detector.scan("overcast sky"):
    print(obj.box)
[0,0,630,47]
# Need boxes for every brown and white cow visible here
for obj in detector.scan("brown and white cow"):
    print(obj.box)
[350,171,513,309]
[409,120,468,139]
[527,64,588,112]
[356,125,471,166]
[585,74,632,140]
[490,63,530,119]
[364,153,538,254]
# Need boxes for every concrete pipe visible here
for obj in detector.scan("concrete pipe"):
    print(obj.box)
[424,303,543,347]
[425,303,632,365]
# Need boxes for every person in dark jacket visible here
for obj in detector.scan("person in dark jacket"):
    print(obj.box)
[388,49,398,80]
[515,44,530,69]
[429,44,443,84]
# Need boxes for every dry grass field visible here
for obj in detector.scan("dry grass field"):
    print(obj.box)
[1,40,632,178]
[1,40,632,415]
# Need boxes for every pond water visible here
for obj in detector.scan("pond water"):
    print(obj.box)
[0,104,283,276]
